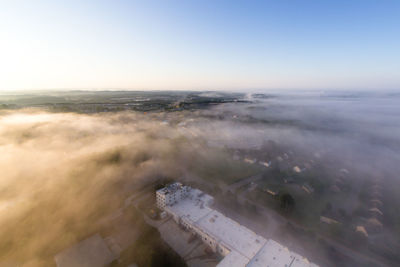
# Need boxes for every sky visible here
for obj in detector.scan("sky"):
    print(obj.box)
[0,0,399,91]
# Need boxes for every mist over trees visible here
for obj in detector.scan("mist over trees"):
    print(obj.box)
[1,90,400,266]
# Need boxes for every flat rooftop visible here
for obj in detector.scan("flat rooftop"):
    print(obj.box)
[197,210,267,259]
[164,188,267,260]
[165,188,214,222]
[246,239,318,267]
[161,185,318,267]
[157,182,184,195]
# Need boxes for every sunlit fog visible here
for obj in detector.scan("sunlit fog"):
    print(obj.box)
[0,91,400,266]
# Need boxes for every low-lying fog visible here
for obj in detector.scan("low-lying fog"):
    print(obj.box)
[1,91,400,266]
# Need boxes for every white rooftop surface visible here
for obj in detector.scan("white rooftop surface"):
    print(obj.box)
[54,234,116,267]
[217,251,249,267]
[197,210,267,259]
[160,185,319,267]
[246,240,317,267]
[164,189,214,222]
[164,189,267,260]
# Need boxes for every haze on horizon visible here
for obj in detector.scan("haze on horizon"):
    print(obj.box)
[1,0,400,91]
[2,91,400,266]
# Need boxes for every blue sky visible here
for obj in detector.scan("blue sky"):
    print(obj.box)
[0,0,399,90]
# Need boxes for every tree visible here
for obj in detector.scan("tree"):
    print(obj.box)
[224,190,240,210]
[213,185,222,195]
[325,202,332,212]
[245,200,258,214]
[280,193,295,212]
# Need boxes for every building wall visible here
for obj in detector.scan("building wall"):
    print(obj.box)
[156,192,166,209]
[156,183,190,210]
[183,223,228,255]
[217,243,231,256]
[158,185,228,256]
[156,184,318,267]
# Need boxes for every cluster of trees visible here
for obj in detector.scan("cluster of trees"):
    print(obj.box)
[279,193,295,212]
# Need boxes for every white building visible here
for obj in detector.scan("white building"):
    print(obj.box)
[156,183,318,267]
[156,182,190,209]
